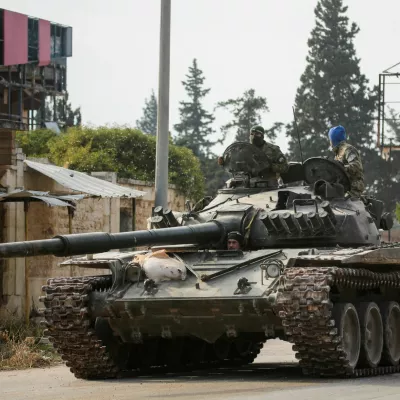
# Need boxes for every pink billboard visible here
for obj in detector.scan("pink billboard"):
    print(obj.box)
[38,19,51,66]
[3,10,28,66]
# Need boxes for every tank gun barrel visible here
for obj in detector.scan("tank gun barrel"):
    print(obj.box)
[0,222,223,259]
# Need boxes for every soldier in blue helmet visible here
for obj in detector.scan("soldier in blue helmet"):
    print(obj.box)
[328,125,365,198]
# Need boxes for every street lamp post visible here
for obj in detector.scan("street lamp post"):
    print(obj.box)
[154,0,171,209]
[389,138,393,242]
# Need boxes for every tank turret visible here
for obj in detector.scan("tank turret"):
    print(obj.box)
[0,154,390,258]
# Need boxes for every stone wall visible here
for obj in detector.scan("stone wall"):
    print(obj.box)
[1,158,187,318]
[0,149,26,315]
[381,229,400,242]
[116,177,186,231]
[23,197,120,315]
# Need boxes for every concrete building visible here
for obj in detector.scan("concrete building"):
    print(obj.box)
[0,8,72,130]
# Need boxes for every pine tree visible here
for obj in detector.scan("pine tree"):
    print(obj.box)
[57,92,82,128]
[136,90,158,136]
[216,89,280,142]
[385,107,400,143]
[36,92,81,128]
[173,59,231,197]
[174,59,219,159]
[379,107,400,211]
[285,0,381,196]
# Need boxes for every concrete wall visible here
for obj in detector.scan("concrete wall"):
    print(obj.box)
[0,148,26,315]
[116,177,185,231]
[0,153,187,318]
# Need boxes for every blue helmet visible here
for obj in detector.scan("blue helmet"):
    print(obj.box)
[328,125,346,147]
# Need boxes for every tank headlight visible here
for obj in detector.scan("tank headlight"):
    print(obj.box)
[260,259,283,280]
[266,264,280,278]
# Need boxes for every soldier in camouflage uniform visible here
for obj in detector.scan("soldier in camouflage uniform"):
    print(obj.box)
[328,125,365,198]
[218,125,289,174]
[217,125,289,182]
[249,125,289,175]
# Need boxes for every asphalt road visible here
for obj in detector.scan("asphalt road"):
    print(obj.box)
[1,339,400,400]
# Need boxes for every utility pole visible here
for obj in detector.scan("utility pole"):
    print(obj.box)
[154,0,171,209]
[389,138,393,242]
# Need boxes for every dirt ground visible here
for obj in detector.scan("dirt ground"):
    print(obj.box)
[1,339,399,400]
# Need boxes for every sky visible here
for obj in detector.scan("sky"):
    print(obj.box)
[3,0,400,154]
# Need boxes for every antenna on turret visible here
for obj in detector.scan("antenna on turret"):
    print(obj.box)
[292,106,304,165]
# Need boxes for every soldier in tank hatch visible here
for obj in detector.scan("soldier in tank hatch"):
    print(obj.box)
[217,125,289,177]
[248,125,289,175]
[328,125,365,198]
[226,231,244,250]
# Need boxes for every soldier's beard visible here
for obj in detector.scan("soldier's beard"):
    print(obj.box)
[250,136,264,147]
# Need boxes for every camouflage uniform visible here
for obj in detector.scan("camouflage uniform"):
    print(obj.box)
[249,125,288,177]
[334,141,365,198]
[259,141,289,174]
[218,125,289,184]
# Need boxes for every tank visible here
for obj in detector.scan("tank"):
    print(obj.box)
[0,141,398,380]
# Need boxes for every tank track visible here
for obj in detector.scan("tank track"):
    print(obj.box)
[276,266,400,378]
[40,275,119,379]
[40,275,265,380]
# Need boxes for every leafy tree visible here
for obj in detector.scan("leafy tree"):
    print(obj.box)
[17,127,204,200]
[202,159,230,196]
[136,90,158,136]
[285,0,382,198]
[396,203,400,222]
[16,129,58,157]
[174,59,221,159]
[216,89,280,143]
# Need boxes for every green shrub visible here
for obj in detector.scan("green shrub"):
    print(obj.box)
[16,129,58,157]
[17,126,205,200]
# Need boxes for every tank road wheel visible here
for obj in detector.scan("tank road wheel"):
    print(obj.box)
[357,302,384,368]
[213,336,231,361]
[234,337,254,358]
[333,303,361,370]
[140,338,160,369]
[380,302,400,366]
[94,318,130,370]
[185,339,206,366]
[161,338,184,370]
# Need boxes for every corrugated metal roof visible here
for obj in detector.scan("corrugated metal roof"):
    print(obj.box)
[57,194,86,202]
[24,160,146,198]
[0,189,73,208]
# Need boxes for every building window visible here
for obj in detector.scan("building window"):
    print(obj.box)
[28,17,38,62]
[51,24,63,59]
